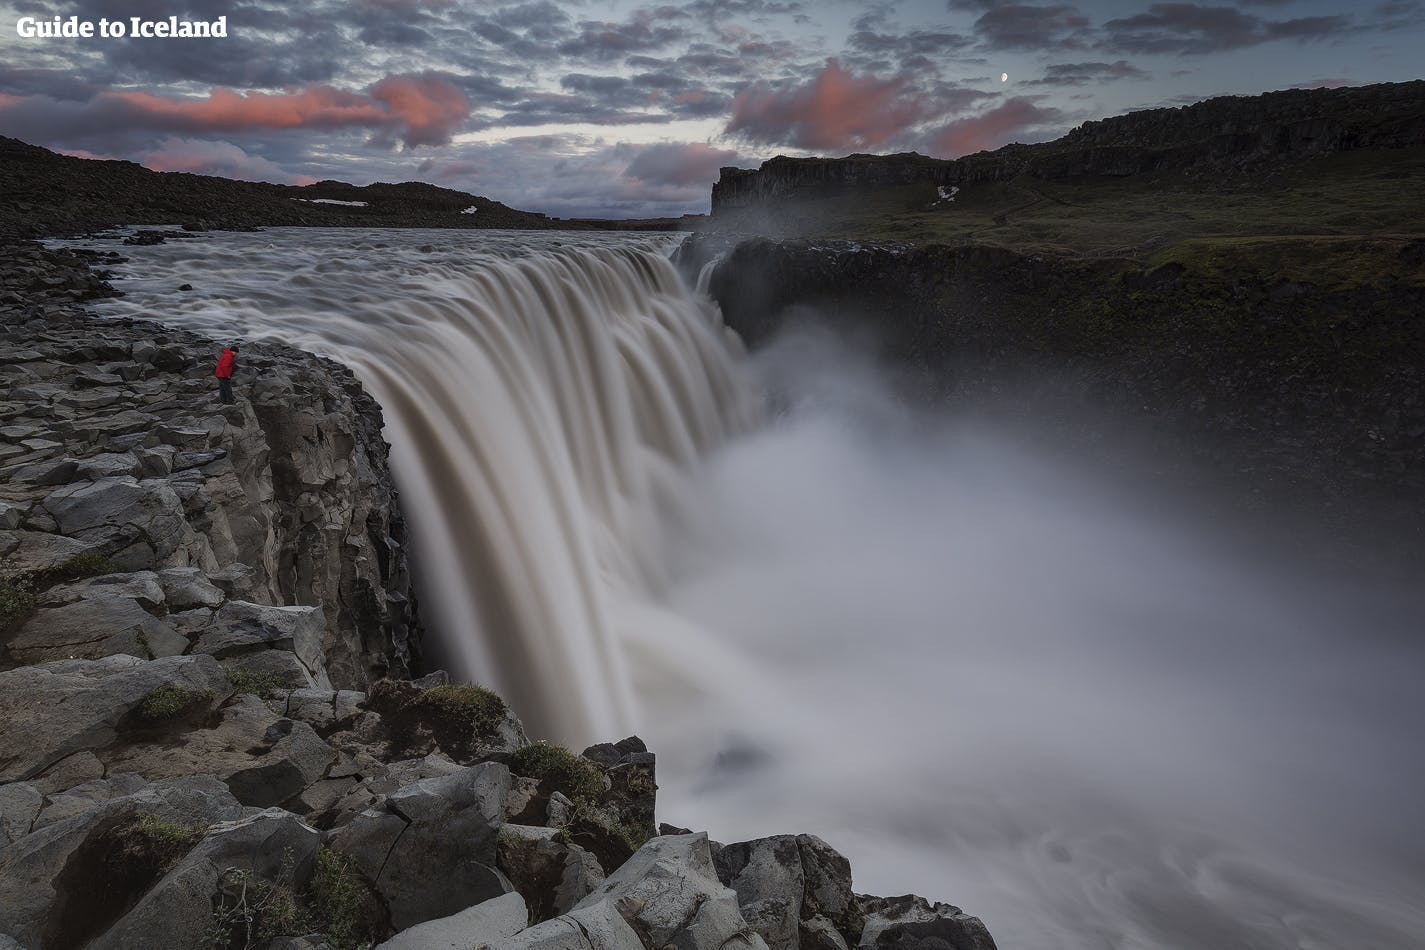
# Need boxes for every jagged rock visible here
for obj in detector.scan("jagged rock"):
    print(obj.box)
[497,824,605,923]
[8,593,178,664]
[328,762,511,931]
[857,895,997,950]
[569,833,768,950]
[38,570,165,609]
[41,476,214,570]
[714,834,862,950]
[0,776,244,948]
[498,898,644,950]
[31,773,150,829]
[102,693,337,809]
[581,736,656,843]
[0,654,231,782]
[154,566,225,609]
[91,808,323,950]
[196,601,329,685]
[356,678,528,764]
[377,891,529,950]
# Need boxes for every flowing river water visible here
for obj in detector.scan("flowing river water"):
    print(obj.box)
[64,227,1425,949]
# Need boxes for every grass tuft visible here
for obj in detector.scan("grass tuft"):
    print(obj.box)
[510,741,605,802]
[139,683,215,720]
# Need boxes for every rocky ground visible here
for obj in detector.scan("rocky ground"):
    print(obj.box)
[0,240,996,950]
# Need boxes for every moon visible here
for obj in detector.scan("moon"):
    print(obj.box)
[1001,72,1009,82]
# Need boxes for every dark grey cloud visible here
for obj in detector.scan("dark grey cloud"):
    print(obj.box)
[1102,3,1351,54]
[961,2,1096,51]
[557,10,693,61]
[1025,60,1151,86]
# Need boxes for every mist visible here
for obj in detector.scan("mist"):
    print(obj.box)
[631,323,1425,949]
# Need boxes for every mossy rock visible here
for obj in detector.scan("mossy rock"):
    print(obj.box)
[511,742,605,802]
[138,683,216,720]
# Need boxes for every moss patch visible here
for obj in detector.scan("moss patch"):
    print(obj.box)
[412,683,507,737]
[139,683,215,720]
[225,666,287,698]
[511,742,605,801]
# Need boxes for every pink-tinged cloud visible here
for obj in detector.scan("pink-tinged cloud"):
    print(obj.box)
[139,137,316,185]
[725,60,929,151]
[624,143,740,187]
[367,74,471,147]
[0,74,470,150]
[925,98,1064,157]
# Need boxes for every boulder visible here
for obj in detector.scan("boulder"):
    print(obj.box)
[154,566,225,609]
[377,891,528,950]
[570,833,768,950]
[714,834,862,949]
[496,824,605,923]
[198,601,328,683]
[857,895,997,950]
[328,762,511,931]
[0,654,231,782]
[8,592,179,665]
[91,808,323,950]
[0,776,243,948]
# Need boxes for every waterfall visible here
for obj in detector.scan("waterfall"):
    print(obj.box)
[85,229,759,743]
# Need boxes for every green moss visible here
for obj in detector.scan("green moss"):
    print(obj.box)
[306,848,372,950]
[568,798,651,854]
[413,683,507,737]
[113,813,205,872]
[51,551,119,581]
[225,666,287,698]
[510,741,605,801]
[138,683,215,720]
[0,577,36,633]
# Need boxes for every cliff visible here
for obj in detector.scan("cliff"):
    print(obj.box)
[0,245,997,948]
[711,81,1425,214]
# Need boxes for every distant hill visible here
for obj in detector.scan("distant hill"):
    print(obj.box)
[711,81,1425,215]
[0,138,697,238]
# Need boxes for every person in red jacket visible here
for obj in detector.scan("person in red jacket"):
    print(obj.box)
[214,344,239,404]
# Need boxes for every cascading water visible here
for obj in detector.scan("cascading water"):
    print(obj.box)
[77,228,758,743]
[75,227,1425,949]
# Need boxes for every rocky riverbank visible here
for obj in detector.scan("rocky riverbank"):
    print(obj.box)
[0,240,997,949]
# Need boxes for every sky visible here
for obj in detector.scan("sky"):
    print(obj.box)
[1,0,1422,218]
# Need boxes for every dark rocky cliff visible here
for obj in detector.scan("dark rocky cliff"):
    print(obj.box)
[679,234,1425,528]
[711,81,1425,213]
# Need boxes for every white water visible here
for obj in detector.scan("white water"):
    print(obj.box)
[74,227,1425,949]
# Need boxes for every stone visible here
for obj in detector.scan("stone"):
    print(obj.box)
[0,654,231,783]
[0,776,243,949]
[497,824,605,923]
[376,891,528,950]
[91,808,323,950]
[154,566,225,609]
[0,782,41,846]
[72,452,140,479]
[7,594,177,664]
[857,895,997,950]
[198,601,327,680]
[328,762,510,931]
[38,570,165,610]
[102,693,337,809]
[572,833,766,950]
[715,836,805,950]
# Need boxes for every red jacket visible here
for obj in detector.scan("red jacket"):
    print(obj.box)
[214,349,236,379]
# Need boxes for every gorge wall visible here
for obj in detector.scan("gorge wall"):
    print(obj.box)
[710,81,1425,212]
[678,235,1425,532]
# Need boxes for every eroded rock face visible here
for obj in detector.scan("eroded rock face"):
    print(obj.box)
[1,301,420,686]
[856,894,998,950]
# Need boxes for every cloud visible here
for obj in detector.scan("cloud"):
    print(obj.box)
[1026,60,1151,86]
[1102,3,1351,54]
[924,96,1064,157]
[138,137,316,184]
[623,142,741,186]
[961,2,1094,51]
[0,73,471,149]
[724,60,930,151]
